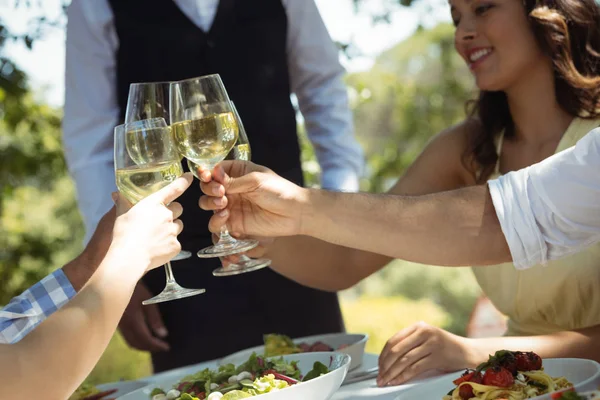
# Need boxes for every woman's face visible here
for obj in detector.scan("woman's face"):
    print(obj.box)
[450,0,548,91]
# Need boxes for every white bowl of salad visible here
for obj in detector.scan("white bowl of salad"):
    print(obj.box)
[119,351,351,400]
[220,333,368,371]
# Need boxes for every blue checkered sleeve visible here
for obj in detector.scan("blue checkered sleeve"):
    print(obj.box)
[0,269,77,344]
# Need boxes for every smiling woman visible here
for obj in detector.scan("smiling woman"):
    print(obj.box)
[450,0,600,182]
[373,0,600,388]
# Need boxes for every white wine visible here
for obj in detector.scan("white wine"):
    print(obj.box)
[187,143,251,179]
[116,160,183,204]
[232,143,251,161]
[172,112,238,168]
[125,126,177,166]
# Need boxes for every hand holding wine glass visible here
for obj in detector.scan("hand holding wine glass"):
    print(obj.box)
[125,81,192,261]
[187,102,271,276]
[114,117,205,305]
[198,160,308,239]
[110,175,191,272]
[170,74,259,258]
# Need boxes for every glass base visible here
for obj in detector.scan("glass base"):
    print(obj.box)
[142,284,205,305]
[213,257,271,277]
[171,250,192,261]
[197,238,259,258]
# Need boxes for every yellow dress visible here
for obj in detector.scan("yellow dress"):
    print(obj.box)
[472,117,600,336]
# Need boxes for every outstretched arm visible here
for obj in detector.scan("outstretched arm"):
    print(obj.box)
[0,174,191,400]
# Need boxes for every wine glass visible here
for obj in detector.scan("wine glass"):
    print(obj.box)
[187,102,271,276]
[170,74,258,258]
[114,118,206,305]
[125,82,192,261]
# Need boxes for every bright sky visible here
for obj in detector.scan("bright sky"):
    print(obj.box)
[1,0,450,107]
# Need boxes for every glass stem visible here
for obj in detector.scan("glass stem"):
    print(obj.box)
[218,225,238,245]
[164,262,176,285]
[215,208,237,245]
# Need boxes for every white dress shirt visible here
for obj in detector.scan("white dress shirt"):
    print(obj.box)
[63,0,364,241]
[488,127,600,270]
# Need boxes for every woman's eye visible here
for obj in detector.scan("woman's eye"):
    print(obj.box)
[475,4,493,15]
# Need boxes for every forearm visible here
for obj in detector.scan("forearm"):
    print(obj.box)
[0,247,146,399]
[467,326,600,367]
[266,235,391,291]
[301,185,511,267]
[62,207,116,291]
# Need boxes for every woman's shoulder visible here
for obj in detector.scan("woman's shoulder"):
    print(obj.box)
[422,119,481,161]
[427,118,481,180]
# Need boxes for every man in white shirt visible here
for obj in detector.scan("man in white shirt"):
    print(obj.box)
[63,0,364,371]
[197,127,600,287]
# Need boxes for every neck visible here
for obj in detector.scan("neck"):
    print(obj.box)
[504,62,573,145]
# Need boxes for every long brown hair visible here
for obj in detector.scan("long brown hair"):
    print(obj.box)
[464,0,600,182]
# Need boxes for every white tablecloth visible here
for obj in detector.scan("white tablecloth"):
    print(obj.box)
[331,353,444,400]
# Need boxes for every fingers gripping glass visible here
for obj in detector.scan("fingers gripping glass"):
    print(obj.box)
[114,118,205,305]
[187,102,271,276]
[170,74,258,258]
[125,82,192,261]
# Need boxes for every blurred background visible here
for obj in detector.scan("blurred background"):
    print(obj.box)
[0,0,506,384]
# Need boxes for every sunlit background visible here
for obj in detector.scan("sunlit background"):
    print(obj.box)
[0,0,505,383]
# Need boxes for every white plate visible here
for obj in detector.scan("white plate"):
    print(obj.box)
[393,358,600,400]
[95,380,148,398]
[119,352,351,400]
[220,333,368,371]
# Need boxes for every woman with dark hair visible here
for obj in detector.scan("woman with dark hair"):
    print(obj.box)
[374,0,600,386]
[198,0,600,388]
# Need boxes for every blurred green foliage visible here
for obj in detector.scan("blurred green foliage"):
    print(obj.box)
[0,20,84,305]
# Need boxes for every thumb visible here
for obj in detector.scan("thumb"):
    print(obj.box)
[113,192,133,216]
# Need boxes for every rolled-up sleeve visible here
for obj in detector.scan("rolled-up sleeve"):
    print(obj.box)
[0,269,76,344]
[488,128,600,269]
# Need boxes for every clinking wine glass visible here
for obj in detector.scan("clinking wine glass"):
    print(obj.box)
[125,81,192,261]
[170,74,258,258]
[114,118,205,305]
[187,102,271,276]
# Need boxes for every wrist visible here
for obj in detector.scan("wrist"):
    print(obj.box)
[61,251,94,292]
[104,242,152,281]
[462,337,490,368]
[298,188,322,237]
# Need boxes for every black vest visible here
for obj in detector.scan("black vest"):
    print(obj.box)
[108,0,344,372]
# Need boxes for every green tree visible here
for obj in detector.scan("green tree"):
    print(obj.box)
[347,22,474,192]
[0,14,84,305]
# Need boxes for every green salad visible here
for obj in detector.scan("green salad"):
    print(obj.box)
[149,353,330,400]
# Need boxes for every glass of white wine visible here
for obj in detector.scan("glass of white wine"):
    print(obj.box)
[188,102,271,276]
[170,74,259,258]
[114,117,206,305]
[125,82,192,262]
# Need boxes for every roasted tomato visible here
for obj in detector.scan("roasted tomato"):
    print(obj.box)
[453,370,482,386]
[515,351,543,371]
[482,366,515,388]
[454,370,483,400]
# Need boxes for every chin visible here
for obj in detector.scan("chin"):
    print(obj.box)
[474,76,506,92]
